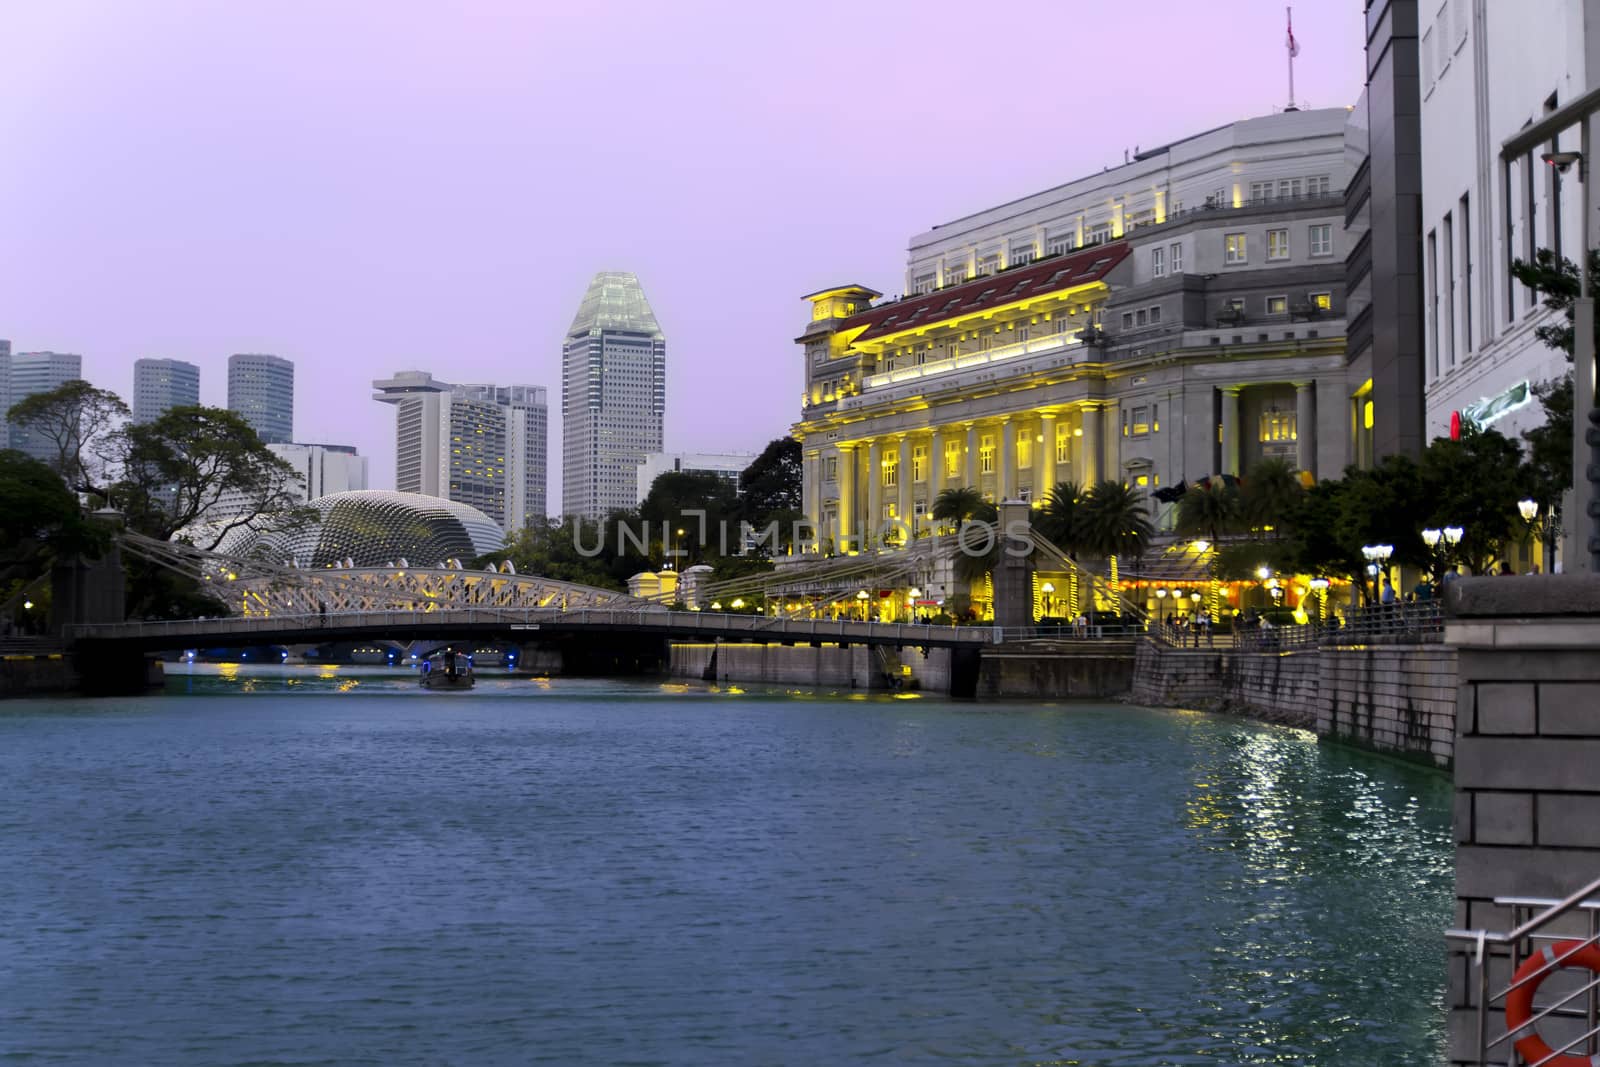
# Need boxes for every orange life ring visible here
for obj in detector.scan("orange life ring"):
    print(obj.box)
[1505,939,1600,1067]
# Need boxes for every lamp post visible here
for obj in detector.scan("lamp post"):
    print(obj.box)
[1309,577,1330,622]
[1518,499,1541,571]
[1040,581,1055,619]
[1361,544,1394,603]
[1154,586,1167,623]
[856,588,869,622]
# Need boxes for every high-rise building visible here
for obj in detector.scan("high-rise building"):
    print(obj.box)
[562,272,666,518]
[10,351,83,462]
[132,358,200,423]
[268,442,369,501]
[372,371,549,531]
[0,339,10,450]
[228,353,294,443]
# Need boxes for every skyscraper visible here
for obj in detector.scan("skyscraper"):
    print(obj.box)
[228,353,294,443]
[562,272,665,518]
[372,371,549,531]
[132,358,200,423]
[0,339,11,450]
[10,351,82,461]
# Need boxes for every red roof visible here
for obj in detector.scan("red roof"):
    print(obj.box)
[843,242,1130,343]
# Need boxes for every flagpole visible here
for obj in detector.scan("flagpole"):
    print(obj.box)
[1286,6,1296,111]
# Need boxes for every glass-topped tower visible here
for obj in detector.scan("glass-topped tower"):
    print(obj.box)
[561,272,666,519]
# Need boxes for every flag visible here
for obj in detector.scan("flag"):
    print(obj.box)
[1286,8,1300,57]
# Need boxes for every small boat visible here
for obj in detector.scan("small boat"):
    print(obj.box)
[419,646,475,690]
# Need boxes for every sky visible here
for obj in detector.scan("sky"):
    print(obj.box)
[0,1,1366,501]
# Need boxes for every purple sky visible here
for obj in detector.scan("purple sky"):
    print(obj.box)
[1,2,1364,501]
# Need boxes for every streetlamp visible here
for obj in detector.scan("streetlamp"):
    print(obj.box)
[856,588,869,621]
[1361,544,1394,603]
[1040,581,1055,619]
[1154,586,1167,623]
[1517,500,1542,572]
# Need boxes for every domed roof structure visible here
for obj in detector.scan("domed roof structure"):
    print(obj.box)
[204,490,506,568]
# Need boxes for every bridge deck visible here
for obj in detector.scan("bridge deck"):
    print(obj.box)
[64,608,995,652]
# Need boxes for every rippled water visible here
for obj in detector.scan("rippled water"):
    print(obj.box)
[0,668,1453,1065]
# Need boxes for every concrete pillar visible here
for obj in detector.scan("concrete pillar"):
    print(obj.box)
[896,437,911,535]
[1219,386,1241,477]
[964,424,979,489]
[929,429,943,500]
[993,500,1035,629]
[836,444,855,552]
[1295,381,1317,478]
[866,440,882,546]
[1081,406,1102,486]
[999,418,1016,500]
[1040,412,1057,499]
[803,450,821,549]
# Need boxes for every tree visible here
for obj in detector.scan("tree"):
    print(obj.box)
[6,381,129,497]
[0,450,106,572]
[737,437,802,523]
[116,406,307,548]
[1075,480,1153,563]
[1523,376,1571,561]
[1036,481,1084,555]
[1175,481,1241,545]
[1418,425,1526,574]
[489,517,628,591]
[1240,458,1304,534]
[932,486,986,533]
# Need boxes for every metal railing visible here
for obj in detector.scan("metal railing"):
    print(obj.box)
[1144,602,1445,652]
[1447,875,1600,1066]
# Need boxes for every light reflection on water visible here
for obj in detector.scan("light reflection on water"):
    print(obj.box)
[0,672,1453,1066]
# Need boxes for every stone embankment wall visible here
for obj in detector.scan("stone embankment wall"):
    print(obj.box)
[978,642,1136,700]
[1131,640,1458,765]
[1445,576,1600,1066]
[669,642,952,693]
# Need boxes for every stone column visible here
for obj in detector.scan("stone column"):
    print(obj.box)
[803,450,821,551]
[929,429,943,499]
[866,440,882,546]
[896,437,911,534]
[1081,406,1102,486]
[999,418,1016,500]
[1039,412,1057,499]
[1296,381,1317,478]
[964,424,979,489]
[993,499,1035,629]
[1219,386,1241,477]
[836,444,855,552]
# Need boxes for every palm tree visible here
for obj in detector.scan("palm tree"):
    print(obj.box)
[1036,480,1084,555]
[1240,458,1305,535]
[1175,481,1241,545]
[932,486,986,534]
[1076,480,1155,614]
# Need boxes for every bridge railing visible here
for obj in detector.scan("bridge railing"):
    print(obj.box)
[62,607,994,647]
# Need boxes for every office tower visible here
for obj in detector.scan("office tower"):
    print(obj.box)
[372,371,549,531]
[636,451,754,503]
[132,358,201,423]
[562,272,666,519]
[0,340,10,450]
[268,442,369,501]
[228,353,294,443]
[10,351,83,461]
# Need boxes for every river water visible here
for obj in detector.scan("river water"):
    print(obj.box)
[0,668,1453,1066]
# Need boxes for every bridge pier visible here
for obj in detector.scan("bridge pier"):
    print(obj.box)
[557,634,669,677]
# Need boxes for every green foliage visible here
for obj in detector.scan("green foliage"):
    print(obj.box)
[737,437,802,526]
[1036,481,1084,553]
[489,517,629,591]
[1417,426,1525,574]
[1074,480,1154,562]
[1508,247,1597,509]
[0,449,106,568]
[931,486,986,530]
[1211,539,1299,583]
[1240,458,1304,533]
[5,380,129,496]
[1509,247,1600,361]
[1175,482,1241,543]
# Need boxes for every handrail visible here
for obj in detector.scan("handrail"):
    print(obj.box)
[1445,874,1600,1066]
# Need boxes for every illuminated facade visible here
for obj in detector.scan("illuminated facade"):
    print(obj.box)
[797,109,1367,553]
[372,371,549,531]
[562,272,666,519]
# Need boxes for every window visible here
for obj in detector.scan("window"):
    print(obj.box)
[979,435,995,474]
[1170,243,1183,273]
[812,348,824,364]
[1310,291,1332,311]
[1225,233,1247,264]
[824,456,838,481]
[1149,305,1162,324]
[946,265,966,286]
[945,439,963,478]
[1307,175,1331,196]
[1152,246,1166,277]
[1152,403,1161,432]
[914,273,936,295]
[1055,423,1071,463]
[1130,406,1151,435]
[1278,178,1303,199]
[977,254,1000,276]
[882,450,898,488]
[1010,242,1036,266]
[1210,187,1228,207]
[1249,180,1273,202]
[1089,224,1112,246]
[911,444,926,483]
[1309,224,1333,256]
[1461,191,1473,352]
[1135,309,1148,326]
[1267,295,1288,315]
[1443,210,1456,368]
[1259,410,1298,443]
[1016,434,1031,470]
[1122,312,1135,329]
[1267,229,1290,260]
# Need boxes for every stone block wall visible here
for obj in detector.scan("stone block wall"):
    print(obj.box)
[1445,577,1600,1066]
[667,642,950,692]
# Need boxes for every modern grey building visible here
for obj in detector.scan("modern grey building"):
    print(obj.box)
[132,358,200,423]
[562,272,666,519]
[372,371,548,531]
[0,339,10,450]
[10,351,83,461]
[228,353,294,443]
